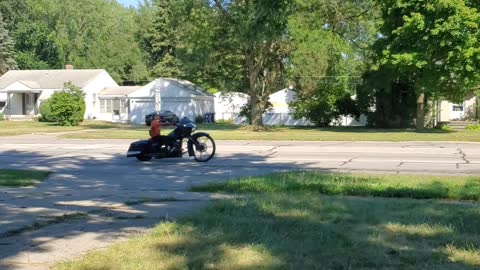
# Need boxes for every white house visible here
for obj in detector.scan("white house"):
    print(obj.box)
[214,92,249,123]
[97,86,141,123]
[122,78,215,125]
[0,69,118,119]
[263,89,312,126]
[437,95,477,122]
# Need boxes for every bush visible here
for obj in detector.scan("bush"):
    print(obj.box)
[441,124,453,132]
[39,100,54,122]
[49,82,86,126]
[466,124,480,131]
[0,112,4,121]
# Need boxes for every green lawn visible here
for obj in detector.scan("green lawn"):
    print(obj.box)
[62,122,480,142]
[0,120,126,137]
[0,169,50,187]
[192,172,480,201]
[1,120,479,141]
[56,173,480,270]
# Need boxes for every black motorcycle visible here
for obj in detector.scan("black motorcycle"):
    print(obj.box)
[126,117,216,162]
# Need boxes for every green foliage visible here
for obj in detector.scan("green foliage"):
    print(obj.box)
[142,0,182,78]
[48,82,86,126]
[466,124,480,131]
[12,0,148,83]
[0,15,16,75]
[372,0,480,128]
[441,124,453,132]
[0,112,4,121]
[288,0,377,127]
[38,100,54,122]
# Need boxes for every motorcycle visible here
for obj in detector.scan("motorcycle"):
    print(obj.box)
[126,117,216,162]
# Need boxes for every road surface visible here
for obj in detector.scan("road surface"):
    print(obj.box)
[1,134,479,269]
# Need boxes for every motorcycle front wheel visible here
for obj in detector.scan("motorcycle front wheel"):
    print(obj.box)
[190,134,216,162]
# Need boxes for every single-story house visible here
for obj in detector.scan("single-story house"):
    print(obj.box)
[0,69,118,119]
[109,78,215,125]
[214,92,249,123]
[97,86,141,123]
[437,95,477,122]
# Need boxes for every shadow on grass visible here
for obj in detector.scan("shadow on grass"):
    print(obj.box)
[148,194,480,270]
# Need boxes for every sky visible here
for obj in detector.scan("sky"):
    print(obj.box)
[116,0,139,8]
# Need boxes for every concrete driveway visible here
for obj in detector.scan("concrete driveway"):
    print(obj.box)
[1,134,480,270]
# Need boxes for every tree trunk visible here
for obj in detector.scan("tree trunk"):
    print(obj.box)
[416,92,425,130]
[250,94,263,129]
[246,49,264,129]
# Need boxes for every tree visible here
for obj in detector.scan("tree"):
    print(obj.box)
[13,0,149,83]
[210,0,293,129]
[0,15,16,75]
[288,0,378,126]
[374,0,480,130]
[49,82,86,126]
[142,0,182,78]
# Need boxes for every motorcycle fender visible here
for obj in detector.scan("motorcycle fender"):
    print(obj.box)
[126,140,149,157]
[187,132,210,157]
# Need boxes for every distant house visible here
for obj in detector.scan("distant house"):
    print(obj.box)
[214,92,249,123]
[437,95,478,122]
[0,69,118,119]
[118,78,215,125]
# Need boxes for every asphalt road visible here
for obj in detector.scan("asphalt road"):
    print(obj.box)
[1,134,480,269]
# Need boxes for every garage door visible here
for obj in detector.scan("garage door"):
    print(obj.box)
[129,99,155,124]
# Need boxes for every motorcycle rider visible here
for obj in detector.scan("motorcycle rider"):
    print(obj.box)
[149,114,174,153]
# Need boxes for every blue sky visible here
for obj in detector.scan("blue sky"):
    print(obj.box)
[117,0,139,8]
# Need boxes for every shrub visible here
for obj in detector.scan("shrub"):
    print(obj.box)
[441,124,453,132]
[49,82,86,126]
[39,100,54,122]
[0,112,4,121]
[466,124,480,131]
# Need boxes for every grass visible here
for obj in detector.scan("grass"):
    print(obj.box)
[0,120,126,137]
[55,172,480,270]
[1,120,480,141]
[62,122,480,142]
[191,172,480,201]
[0,169,50,187]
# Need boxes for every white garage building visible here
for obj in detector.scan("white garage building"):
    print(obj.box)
[103,78,215,125]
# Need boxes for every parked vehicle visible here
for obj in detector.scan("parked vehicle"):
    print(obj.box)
[145,110,179,126]
[127,117,216,162]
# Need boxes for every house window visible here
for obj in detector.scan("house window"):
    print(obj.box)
[100,99,127,114]
[452,104,464,112]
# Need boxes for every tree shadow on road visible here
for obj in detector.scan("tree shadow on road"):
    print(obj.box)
[0,148,479,269]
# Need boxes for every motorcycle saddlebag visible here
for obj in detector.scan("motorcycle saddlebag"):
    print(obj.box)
[126,140,149,157]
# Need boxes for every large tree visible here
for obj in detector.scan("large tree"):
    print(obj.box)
[0,15,16,75]
[211,0,293,129]
[288,0,378,126]
[374,0,480,129]
[144,0,182,78]
[13,0,149,83]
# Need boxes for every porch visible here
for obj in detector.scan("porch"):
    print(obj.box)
[1,91,42,118]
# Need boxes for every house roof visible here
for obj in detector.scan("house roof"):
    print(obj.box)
[0,69,106,89]
[165,78,214,97]
[99,86,142,97]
